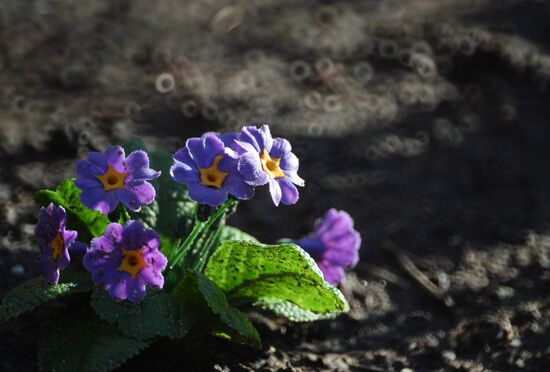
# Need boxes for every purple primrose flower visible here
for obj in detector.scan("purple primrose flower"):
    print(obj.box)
[35,203,78,284]
[298,209,361,285]
[170,133,254,207]
[75,146,160,214]
[233,125,304,206]
[83,220,167,303]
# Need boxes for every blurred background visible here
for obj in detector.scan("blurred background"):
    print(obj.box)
[1,0,550,370]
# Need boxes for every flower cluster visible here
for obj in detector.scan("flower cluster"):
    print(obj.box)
[170,125,304,207]
[31,125,360,306]
[298,209,361,285]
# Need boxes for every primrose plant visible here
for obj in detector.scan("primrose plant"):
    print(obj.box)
[0,125,361,371]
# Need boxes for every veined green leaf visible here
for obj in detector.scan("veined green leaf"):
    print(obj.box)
[176,270,261,347]
[38,310,148,372]
[0,271,92,328]
[91,289,193,340]
[204,241,348,321]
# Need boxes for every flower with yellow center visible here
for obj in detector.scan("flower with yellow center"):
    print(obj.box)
[198,155,228,189]
[96,164,129,191]
[118,247,149,278]
[49,233,64,261]
[260,149,285,179]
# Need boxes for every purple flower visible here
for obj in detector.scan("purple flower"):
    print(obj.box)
[83,220,167,303]
[233,125,304,206]
[75,146,161,214]
[170,133,254,207]
[298,209,361,285]
[35,203,78,284]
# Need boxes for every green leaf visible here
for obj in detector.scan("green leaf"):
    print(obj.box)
[38,310,148,372]
[204,241,348,322]
[176,270,261,347]
[35,179,110,240]
[0,271,92,328]
[219,226,258,243]
[91,289,193,340]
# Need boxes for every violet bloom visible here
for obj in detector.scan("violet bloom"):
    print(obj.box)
[233,125,304,206]
[83,220,167,303]
[170,133,253,207]
[35,203,78,284]
[75,146,160,214]
[298,209,361,285]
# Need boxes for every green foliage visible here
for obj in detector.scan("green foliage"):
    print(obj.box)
[35,179,110,240]
[0,271,92,328]
[176,270,261,347]
[91,289,193,340]
[38,310,148,372]
[204,241,348,321]
[219,226,259,243]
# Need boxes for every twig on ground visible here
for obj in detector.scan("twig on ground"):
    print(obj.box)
[383,239,455,309]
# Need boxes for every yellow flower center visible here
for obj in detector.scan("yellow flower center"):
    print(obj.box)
[260,149,285,179]
[199,155,228,189]
[118,248,149,278]
[49,233,64,262]
[96,164,128,191]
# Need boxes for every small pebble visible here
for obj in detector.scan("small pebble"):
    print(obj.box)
[442,350,456,362]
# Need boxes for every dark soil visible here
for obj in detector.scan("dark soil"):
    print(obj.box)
[2,0,550,371]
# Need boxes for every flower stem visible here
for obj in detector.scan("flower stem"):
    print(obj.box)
[169,198,236,269]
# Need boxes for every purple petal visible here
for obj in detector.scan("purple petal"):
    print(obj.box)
[223,174,255,200]
[234,140,259,155]
[38,256,60,284]
[105,146,126,171]
[107,279,128,301]
[239,125,273,152]
[80,188,118,214]
[280,152,299,173]
[268,179,282,206]
[74,177,103,190]
[186,135,224,168]
[238,152,269,186]
[87,152,108,171]
[277,178,299,205]
[219,132,238,147]
[116,188,142,211]
[285,171,305,187]
[317,261,345,285]
[126,150,160,180]
[121,220,146,250]
[139,267,164,288]
[187,183,228,207]
[126,279,147,303]
[76,159,105,178]
[258,125,273,152]
[238,127,261,152]
[103,223,124,244]
[270,137,291,159]
[322,242,360,268]
[142,230,160,250]
[172,148,199,183]
[128,181,156,205]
